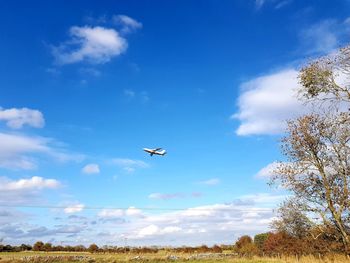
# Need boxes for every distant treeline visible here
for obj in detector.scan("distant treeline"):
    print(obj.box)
[0,228,346,257]
[0,242,225,254]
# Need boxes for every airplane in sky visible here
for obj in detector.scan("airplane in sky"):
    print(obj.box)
[143,148,167,156]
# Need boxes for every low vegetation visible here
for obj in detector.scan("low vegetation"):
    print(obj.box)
[0,251,350,263]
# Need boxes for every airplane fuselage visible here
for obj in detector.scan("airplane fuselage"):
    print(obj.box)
[143,148,167,156]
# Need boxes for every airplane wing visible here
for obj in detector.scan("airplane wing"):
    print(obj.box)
[154,148,162,151]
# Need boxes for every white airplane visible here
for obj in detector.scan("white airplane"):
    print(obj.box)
[143,148,167,156]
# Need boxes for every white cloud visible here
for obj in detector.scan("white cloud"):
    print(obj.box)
[119,196,279,245]
[255,162,280,179]
[199,178,220,185]
[82,163,100,174]
[1,193,283,246]
[233,69,310,136]
[125,206,143,217]
[0,132,83,170]
[113,15,142,33]
[64,204,85,214]
[137,225,181,238]
[233,17,350,136]
[0,176,61,205]
[0,176,60,191]
[0,107,44,129]
[181,206,216,217]
[138,224,159,237]
[98,209,124,218]
[97,207,143,219]
[163,226,182,234]
[91,196,279,245]
[53,26,127,65]
[233,58,350,136]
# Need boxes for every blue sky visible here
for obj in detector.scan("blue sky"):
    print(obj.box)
[0,0,350,246]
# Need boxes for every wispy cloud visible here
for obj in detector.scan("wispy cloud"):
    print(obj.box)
[124,89,135,98]
[123,89,150,103]
[113,15,143,33]
[275,0,292,9]
[255,0,292,10]
[255,0,265,10]
[0,132,84,170]
[299,18,350,55]
[0,132,50,170]
[79,67,101,77]
[109,158,149,173]
[81,163,100,174]
[148,193,184,200]
[199,178,220,186]
[148,192,203,200]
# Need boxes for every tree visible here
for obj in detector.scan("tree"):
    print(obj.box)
[263,232,302,256]
[33,241,44,251]
[43,242,52,252]
[299,45,350,104]
[235,235,252,249]
[197,245,209,253]
[271,199,312,239]
[74,245,86,252]
[88,243,99,253]
[212,245,222,253]
[234,235,258,256]
[254,233,269,251]
[19,244,32,251]
[273,113,350,252]
[272,45,350,253]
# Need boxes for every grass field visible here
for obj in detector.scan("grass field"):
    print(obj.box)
[0,252,349,263]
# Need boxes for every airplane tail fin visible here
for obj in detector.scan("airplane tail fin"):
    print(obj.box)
[159,150,167,156]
